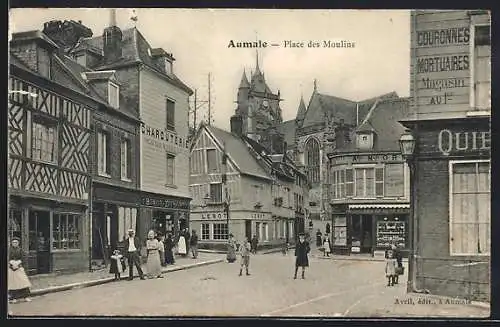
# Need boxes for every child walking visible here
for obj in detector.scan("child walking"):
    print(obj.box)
[281,238,288,255]
[239,237,251,276]
[323,237,331,257]
[385,249,397,286]
[110,249,126,281]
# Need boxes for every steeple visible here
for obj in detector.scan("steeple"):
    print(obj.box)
[313,79,318,93]
[239,69,250,89]
[110,8,117,27]
[297,95,307,120]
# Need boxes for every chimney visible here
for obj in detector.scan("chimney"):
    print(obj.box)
[103,9,122,63]
[230,115,243,136]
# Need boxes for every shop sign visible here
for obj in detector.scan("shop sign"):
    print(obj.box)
[438,129,491,156]
[142,196,190,210]
[141,123,190,150]
[251,213,268,219]
[201,212,227,220]
[332,154,402,165]
[412,15,471,115]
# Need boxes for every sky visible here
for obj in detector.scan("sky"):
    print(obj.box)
[9,8,411,131]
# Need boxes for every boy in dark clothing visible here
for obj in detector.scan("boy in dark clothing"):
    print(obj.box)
[190,230,199,259]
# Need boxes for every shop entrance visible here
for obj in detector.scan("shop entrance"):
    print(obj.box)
[153,211,174,237]
[28,210,51,274]
[245,220,252,241]
[350,215,373,254]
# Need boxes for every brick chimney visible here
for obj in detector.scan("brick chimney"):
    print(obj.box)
[230,115,243,136]
[103,9,122,63]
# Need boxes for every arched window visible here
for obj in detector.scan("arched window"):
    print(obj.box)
[305,138,320,184]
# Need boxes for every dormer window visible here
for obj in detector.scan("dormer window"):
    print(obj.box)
[165,60,173,75]
[108,82,119,109]
[357,133,374,150]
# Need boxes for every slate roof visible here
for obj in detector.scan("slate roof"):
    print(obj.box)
[301,91,398,128]
[296,96,307,121]
[336,97,411,153]
[205,125,271,180]
[276,119,296,149]
[74,27,193,95]
[10,31,138,122]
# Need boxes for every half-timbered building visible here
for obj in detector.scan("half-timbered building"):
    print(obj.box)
[8,32,94,275]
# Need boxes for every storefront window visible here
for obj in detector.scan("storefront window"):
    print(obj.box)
[213,223,228,240]
[450,161,490,255]
[53,213,81,250]
[118,207,138,241]
[201,223,210,240]
[8,208,23,242]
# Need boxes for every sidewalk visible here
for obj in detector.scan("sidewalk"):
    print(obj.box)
[28,253,223,297]
[344,277,490,318]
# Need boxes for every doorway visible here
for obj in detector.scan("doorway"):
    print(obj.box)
[245,220,252,241]
[350,215,373,254]
[28,210,51,274]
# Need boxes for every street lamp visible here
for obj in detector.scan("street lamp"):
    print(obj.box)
[399,129,416,293]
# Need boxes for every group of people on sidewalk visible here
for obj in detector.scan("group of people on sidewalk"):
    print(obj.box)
[225,233,311,279]
[109,228,200,281]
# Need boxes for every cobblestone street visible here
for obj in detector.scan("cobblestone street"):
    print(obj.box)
[9,253,489,318]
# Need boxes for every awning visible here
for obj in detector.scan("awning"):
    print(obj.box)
[348,204,410,210]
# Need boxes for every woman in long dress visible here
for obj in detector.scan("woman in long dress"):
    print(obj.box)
[226,234,237,263]
[164,233,175,265]
[8,237,32,303]
[177,233,187,257]
[146,230,163,279]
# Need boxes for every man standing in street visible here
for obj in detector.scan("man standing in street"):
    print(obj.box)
[239,236,251,276]
[190,230,199,259]
[294,233,310,280]
[124,229,145,281]
[184,228,191,255]
[251,235,258,254]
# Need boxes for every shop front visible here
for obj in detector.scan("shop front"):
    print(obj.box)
[138,192,190,242]
[8,194,90,275]
[402,117,491,301]
[91,183,140,266]
[331,204,409,257]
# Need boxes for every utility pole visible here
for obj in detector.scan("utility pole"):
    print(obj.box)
[193,89,197,130]
[208,72,212,126]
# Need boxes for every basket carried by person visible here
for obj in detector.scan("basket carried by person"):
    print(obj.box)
[395,266,404,275]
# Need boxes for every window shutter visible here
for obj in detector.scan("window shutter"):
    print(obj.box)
[375,167,384,197]
[127,140,132,178]
[345,168,354,197]
[105,132,112,174]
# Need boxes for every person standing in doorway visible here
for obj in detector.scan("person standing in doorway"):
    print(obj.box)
[239,236,251,276]
[124,229,145,281]
[8,237,32,303]
[294,233,310,280]
[190,230,199,259]
[251,235,258,254]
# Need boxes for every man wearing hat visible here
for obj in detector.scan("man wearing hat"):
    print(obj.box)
[294,232,311,280]
[124,229,145,281]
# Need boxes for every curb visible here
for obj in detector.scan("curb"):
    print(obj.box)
[314,255,409,263]
[30,258,224,297]
[262,246,296,254]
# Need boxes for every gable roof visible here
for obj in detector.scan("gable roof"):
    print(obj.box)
[74,27,193,95]
[301,91,399,128]
[336,97,410,153]
[204,125,272,180]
